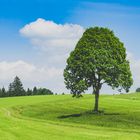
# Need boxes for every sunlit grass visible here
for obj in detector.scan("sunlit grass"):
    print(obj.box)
[0,93,140,140]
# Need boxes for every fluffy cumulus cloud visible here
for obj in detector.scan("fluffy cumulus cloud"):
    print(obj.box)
[20,18,84,54]
[18,18,85,93]
[0,60,62,91]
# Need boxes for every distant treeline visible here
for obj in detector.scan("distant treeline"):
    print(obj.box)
[0,76,54,98]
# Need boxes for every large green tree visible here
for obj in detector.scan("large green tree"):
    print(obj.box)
[64,27,133,112]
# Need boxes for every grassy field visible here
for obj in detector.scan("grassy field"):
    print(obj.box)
[0,93,140,140]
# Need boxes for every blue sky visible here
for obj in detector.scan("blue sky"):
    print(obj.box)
[0,0,140,93]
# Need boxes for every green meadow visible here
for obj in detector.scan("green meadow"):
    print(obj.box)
[0,93,140,140]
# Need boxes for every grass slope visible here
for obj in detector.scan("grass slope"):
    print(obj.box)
[0,93,140,140]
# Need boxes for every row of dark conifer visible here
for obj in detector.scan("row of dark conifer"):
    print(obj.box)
[0,76,54,98]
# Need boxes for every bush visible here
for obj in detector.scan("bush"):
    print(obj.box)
[136,88,140,92]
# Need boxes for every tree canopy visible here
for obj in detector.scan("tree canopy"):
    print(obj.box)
[64,27,133,112]
[8,76,25,96]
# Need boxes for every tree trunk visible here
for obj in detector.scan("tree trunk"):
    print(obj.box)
[93,88,99,113]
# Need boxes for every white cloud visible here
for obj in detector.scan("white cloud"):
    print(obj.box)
[20,18,84,53]
[0,60,63,91]
[17,18,84,92]
[18,19,85,93]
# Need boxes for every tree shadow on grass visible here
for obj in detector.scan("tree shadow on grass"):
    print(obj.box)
[58,113,82,119]
[58,110,122,119]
